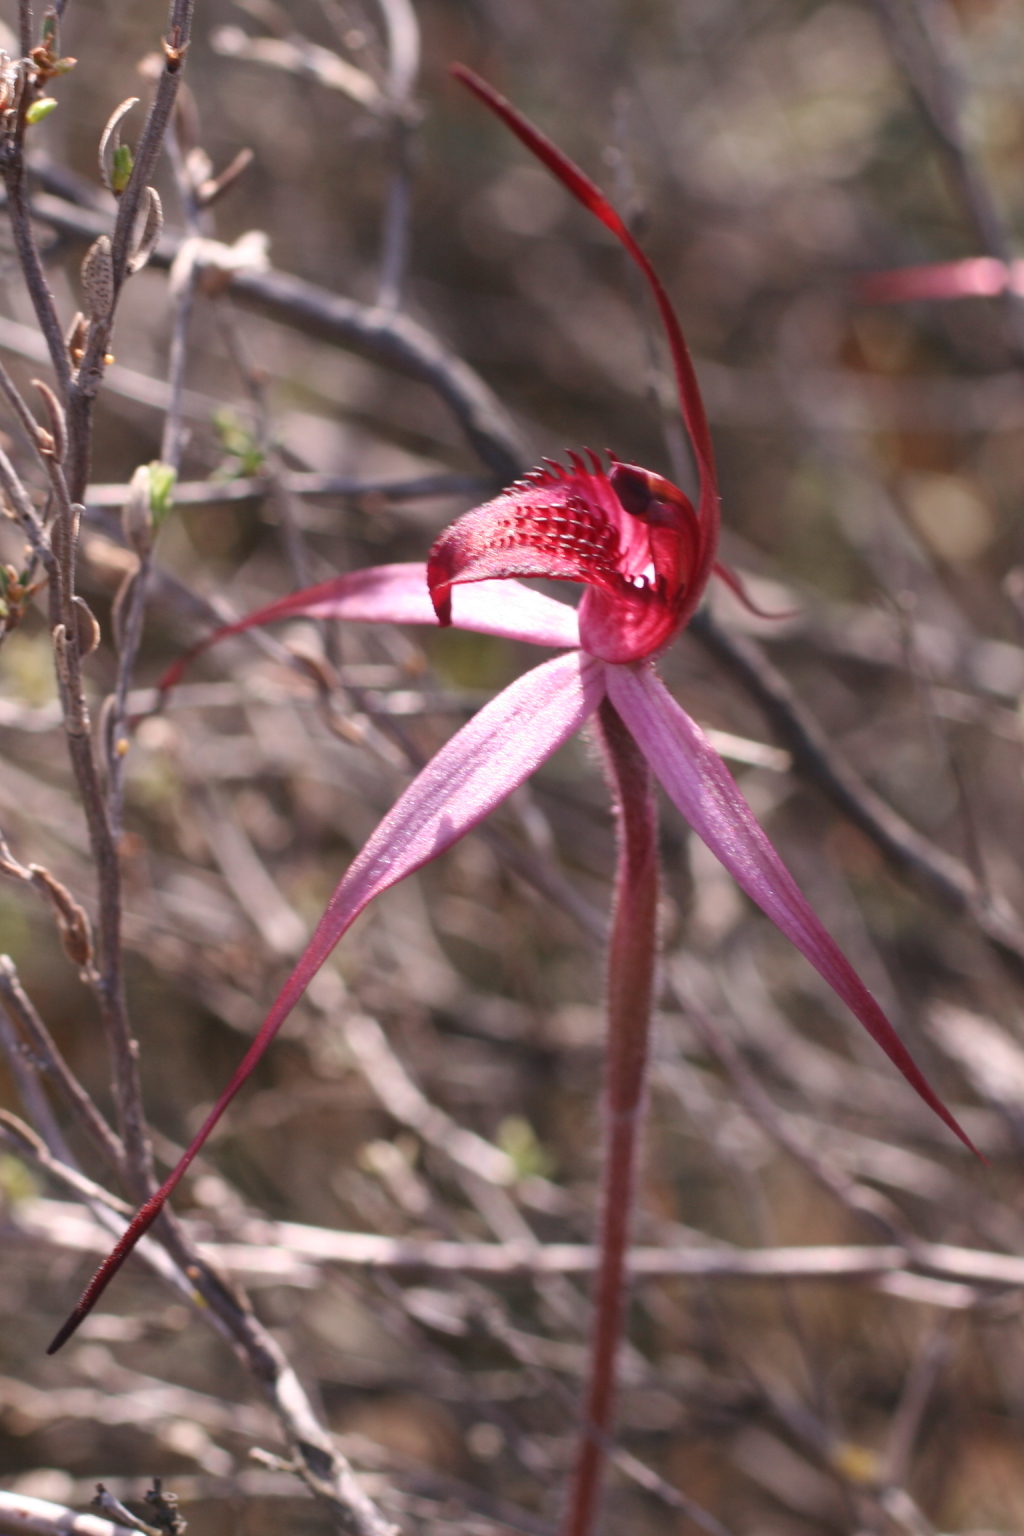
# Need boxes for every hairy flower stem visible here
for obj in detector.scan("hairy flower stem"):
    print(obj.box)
[564,694,658,1536]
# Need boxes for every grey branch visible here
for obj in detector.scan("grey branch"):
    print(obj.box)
[210,28,387,112]
[18,1194,1024,1300]
[84,470,491,507]
[0,957,126,1175]
[15,184,526,482]
[0,1490,138,1536]
[689,607,1024,971]
[868,0,1024,356]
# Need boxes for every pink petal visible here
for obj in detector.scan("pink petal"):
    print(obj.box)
[48,651,606,1352]
[160,564,579,693]
[606,663,977,1154]
[858,257,1009,304]
[165,649,602,1180]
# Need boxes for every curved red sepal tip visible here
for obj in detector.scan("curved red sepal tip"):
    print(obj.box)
[449,63,721,623]
[47,1192,167,1353]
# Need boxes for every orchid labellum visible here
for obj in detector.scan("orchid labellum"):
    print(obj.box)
[50,63,975,1536]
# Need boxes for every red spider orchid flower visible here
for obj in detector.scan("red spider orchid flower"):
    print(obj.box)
[50,62,976,1536]
[858,255,1024,304]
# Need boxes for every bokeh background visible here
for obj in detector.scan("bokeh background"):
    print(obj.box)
[3,0,1024,1531]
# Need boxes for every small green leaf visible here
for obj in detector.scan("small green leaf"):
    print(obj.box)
[213,408,265,478]
[112,142,133,194]
[147,461,177,524]
[497,1116,554,1179]
[0,1154,39,1205]
[25,97,58,125]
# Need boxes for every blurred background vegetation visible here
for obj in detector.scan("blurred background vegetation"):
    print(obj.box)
[4,0,1024,1531]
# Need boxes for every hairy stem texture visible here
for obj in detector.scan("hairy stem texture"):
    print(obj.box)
[564,695,659,1536]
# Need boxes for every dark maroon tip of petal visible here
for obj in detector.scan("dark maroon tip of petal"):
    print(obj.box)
[47,1192,168,1353]
[609,463,653,519]
[426,546,455,625]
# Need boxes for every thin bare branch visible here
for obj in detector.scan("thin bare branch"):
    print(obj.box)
[0,1490,137,1536]
[0,65,74,396]
[209,26,387,112]
[85,469,490,506]
[22,1192,1024,1295]
[65,0,196,498]
[0,310,218,417]
[689,607,1024,971]
[669,958,908,1244]
[0,434,50,564]
[30,439,154,1196]
[342,1008,518,1185]
[0,955,126,1174]
[371,0,420,309]
[868,0,1024,358]
[13,184,526,481]
[0,1003,74,1162]
[0,1108,130,1213]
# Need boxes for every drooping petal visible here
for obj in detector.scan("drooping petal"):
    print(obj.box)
[427,453,702,664]
[48,650,606,1351]
[159,563,580,694]
[605,663,977,1154]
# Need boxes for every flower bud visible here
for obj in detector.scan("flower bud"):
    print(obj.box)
[98,96,138,194]
[25,96,58,125]
[81,236,114,320]
[111,142,133,194]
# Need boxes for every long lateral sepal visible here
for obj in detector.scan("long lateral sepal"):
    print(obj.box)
[159,563,581,695]
[48,651,606,1352]
[605,663,978,1156]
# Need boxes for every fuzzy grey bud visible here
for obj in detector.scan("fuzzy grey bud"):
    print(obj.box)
[81,236,114,320]
[121,464,153,557]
